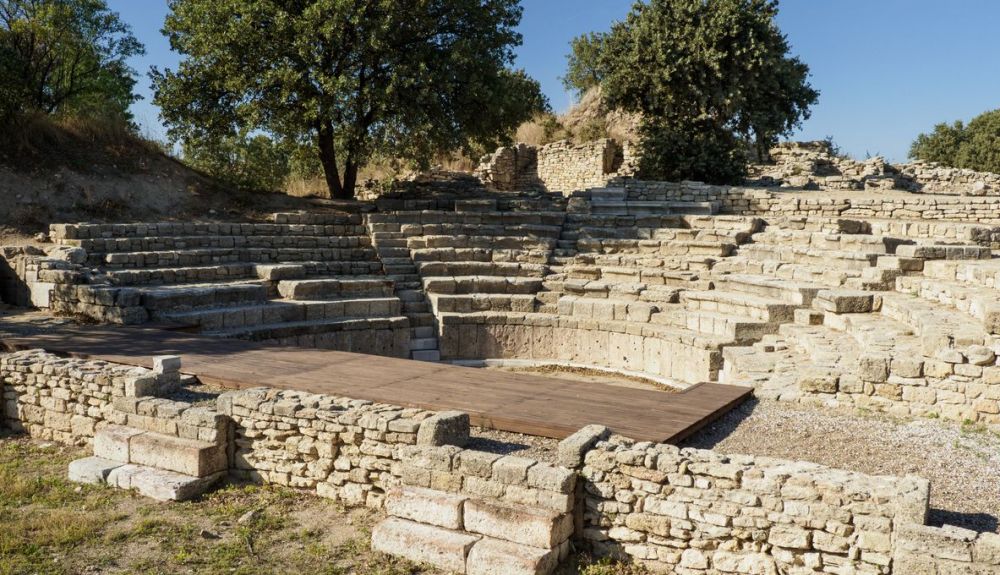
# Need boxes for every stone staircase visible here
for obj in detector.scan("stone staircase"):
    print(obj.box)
[367,217,441,361]
[46,213,411,358]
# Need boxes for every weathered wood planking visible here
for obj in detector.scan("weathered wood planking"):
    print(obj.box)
[2,326,751,443]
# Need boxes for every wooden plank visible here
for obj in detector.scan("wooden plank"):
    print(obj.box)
[1,326,752,443]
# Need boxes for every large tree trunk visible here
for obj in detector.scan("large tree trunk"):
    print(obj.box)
[316,122,350,199]
[343,160,359,199]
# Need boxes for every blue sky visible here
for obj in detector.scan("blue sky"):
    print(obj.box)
[110,0,1000,163]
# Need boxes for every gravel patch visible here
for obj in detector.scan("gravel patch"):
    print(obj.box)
[467,427,560,463]
[682,398,1000,533]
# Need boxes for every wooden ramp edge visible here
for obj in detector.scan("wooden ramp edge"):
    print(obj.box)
[1,326,752,444]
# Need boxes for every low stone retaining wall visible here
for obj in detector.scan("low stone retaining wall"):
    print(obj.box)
[476,139,636,195]
[2,349,998,573]
[437,314,720,386]
[1,349,175,444]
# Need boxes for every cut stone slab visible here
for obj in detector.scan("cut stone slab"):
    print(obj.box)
[417,411,470,447]
[385,486,467,530]
[129,432,228,477]
[93,425,145,463]
[463,499,573,549]
[68,456,123,484]
[814,290,875,314]
[255,264,305,281]
[107,464,224,501]
[557,424,609,469]
[371,517,480,573]
[466,537,561,575]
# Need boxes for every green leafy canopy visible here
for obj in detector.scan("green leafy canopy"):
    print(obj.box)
[153,0,547,199]
[910,110,1000,174]
[592,0,818,184]
[0,0,144,123]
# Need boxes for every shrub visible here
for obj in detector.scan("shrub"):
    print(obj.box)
[910,109,1000,174]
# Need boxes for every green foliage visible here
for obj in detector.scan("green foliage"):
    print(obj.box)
[153,0,547,199]
[562,32,606,97]
[910,121,966,165]
[910,110,1000,174]
[597,0,818,183]
[0,0,144,123]
[638,117,748,185]
[576,118,608,143]
[183,135,292,192]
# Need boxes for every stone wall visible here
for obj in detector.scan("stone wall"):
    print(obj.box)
[220,387,444,507]
[751,141,1000,196]
[437,314,721,386]
[575,434,1000,574]
[1,349,176,444]
[475,139,637,195]
[3,349,998,573]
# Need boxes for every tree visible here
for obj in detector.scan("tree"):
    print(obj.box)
[910,110,1000,174]
[562,32,605,97]
[910,121,966,166]
[597,0,818,183]
[183,134,292,192]
[0,0,144,122]
[153,0,547,200]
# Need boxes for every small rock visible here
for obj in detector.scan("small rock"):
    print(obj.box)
[200,529,220,539]
[237,509,262,525]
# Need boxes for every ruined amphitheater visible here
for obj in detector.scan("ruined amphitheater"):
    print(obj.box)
[3,138,1000,574]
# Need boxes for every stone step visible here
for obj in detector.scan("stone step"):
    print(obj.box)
[377,247,411,258]
[655,309,778,344]
[681,290,798,324]
[710,273,824,306]
[74,234,372,259]
[139,281,269,311]
[403,301,430,313]
[405,223,563,239]
[52,219,363,241]
[204,316,410,342]
[103,261,383,286]
[896,276,1000,334]
[411,326,436,339]
[736,244,880,270]
[373,238,408,248]
[749,229,908,254]
[434,294,536,314]
[371,518,478,573]
[423,276,543,295]
[575,238,735,258]
[93,426,227,477]
[407,235,557,252]
[879,293,991,351]
[276,277,394,300]
[408,312,436,328]
[368,211,566,227]
[410,337,439,351]
[396,289,426,302]
[100,247,376,269]
[417,261,548,279]
[411,350,441,362]
[896,244,992,260]
[410,247,551,266]
[923,259,1000,290]
[384,264,417,275]
[161,298,402,330]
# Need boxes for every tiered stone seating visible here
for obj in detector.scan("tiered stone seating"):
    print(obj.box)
[46,213,410,357]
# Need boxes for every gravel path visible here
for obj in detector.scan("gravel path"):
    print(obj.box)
[682,399,1000,533]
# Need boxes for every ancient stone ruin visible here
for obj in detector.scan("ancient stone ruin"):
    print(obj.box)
[3,143,1000,573]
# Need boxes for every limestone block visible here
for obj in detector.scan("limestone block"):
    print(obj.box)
[93,425,144,463]
[417,411,470,447]
[557,424,610,469]
[463,499,573,549]
[466,538,561,575]
[152,355,182,374]
[129,432,228,477]
[385,486,467,530]
[815,290,874,314]
[68,456,123,484]
[109,464,224,502]
[371,517,479,574]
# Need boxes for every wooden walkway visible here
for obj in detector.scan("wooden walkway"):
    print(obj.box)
[2,327,751,443]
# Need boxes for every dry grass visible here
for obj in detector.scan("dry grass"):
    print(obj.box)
[0,113,166,173]
[515,87,638,148]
